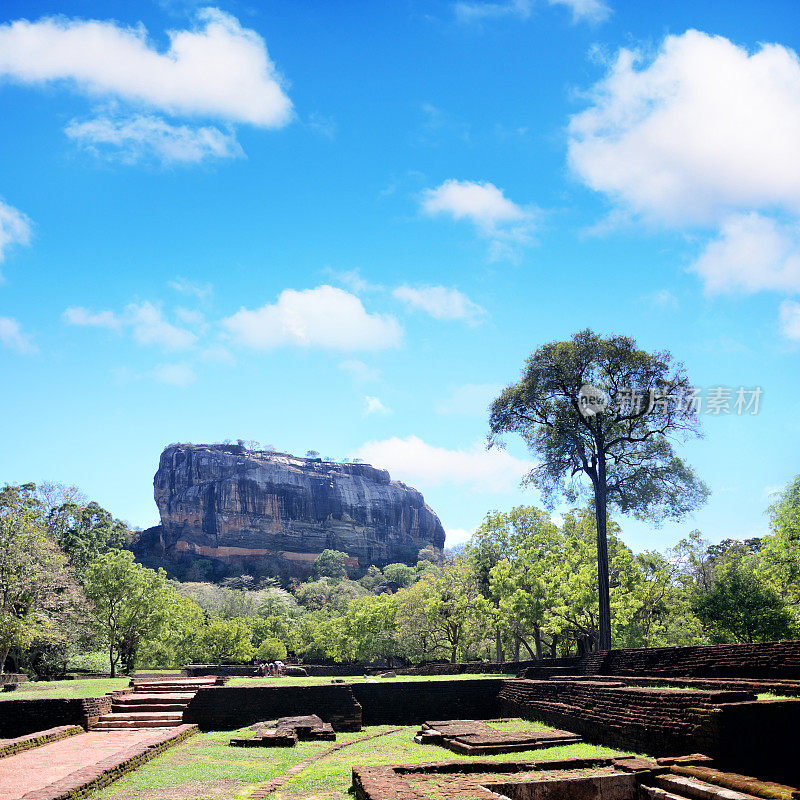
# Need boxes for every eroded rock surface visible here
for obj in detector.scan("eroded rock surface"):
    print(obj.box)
[141,443,445,577]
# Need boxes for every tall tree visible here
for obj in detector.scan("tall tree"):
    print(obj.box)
[488,329,709,650]
[83,550,173,676]
[0,485,72,674]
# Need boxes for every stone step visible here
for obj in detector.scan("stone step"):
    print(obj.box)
[99,712,184,723]
[112,703,189,713]
[655,775,755,800]
[91,719,181,729]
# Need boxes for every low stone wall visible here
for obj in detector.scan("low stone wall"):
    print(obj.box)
[398,658,580,677]
[0,696,112,738]
[583,641,800,679]
[352,678,504,724]
[498,679,754,756]
[0,725,83,759]
[0,673,28,686]
[183,684,363,731]
[182,664,255,677]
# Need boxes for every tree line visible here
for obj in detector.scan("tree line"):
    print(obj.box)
[1,477,798,677]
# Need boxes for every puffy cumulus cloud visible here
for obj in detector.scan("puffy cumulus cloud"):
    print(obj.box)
[222,285,402,351]
[65,114,243,164]
[354,435,533,493]
[421,179,537,260]
[363,396,391,416]
[548,0,609,23]
[392,285,485,324]
[436,383,502,417]
[779,300,800,341]
[0,199,31,267]
[0,316,37,354]
[0,9,292,127]
[569,30,800,340]
[568,31,800,226]
[64,301,196,351]
[692,213,800,294]
[153,362,197,386]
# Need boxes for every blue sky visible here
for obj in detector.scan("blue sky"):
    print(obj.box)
[2,0,800,553]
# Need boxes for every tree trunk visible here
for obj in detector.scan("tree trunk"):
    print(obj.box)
[550,634,558,658]
[594,459,612,651]
[450,644,457,663]
[495,629,503,662]
[533,624,543,660]
[109,643,116,678]
[513,636,521,661]
[0,646,8,675]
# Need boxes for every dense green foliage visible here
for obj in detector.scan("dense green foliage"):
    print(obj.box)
[1,467,798,676]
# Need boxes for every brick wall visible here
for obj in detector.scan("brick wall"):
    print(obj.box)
[582,641,800,679]
[399,659,580,677]
[182,684,363,731]
[498,679,754,756]
[352,678,505,724]
[0,696,112,737]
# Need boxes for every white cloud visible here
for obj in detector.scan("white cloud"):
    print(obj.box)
[168,277,213,300]
[568,31,800,226]
[692,213,800,294]
[65,114,242,164]
[548,0,609,23]
[64,300,196,350]
[153,362,196,386]
[421,179,537,260]
[0,199,31,267]
[0,316,37,354]
[340,359,381,383]
[436,383,502,416]
[454,0,532,23]
[363,396,391,416]
[444,528,475,548]
[779,300,800,341]
[201,343,235,363]
[62,306,120,329]
[354,435,533,493]
[222,285,402,351]
[127,301,197,350]
[0,9,292,127]
[393,285,485,324]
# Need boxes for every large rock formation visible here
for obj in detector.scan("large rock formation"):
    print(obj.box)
[140,443,445,578]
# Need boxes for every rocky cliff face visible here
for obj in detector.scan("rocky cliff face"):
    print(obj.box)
[144,443,445,578]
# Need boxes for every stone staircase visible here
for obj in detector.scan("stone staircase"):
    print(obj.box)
[91,677,217,730]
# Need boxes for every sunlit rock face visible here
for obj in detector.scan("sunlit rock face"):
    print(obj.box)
[147,443,445,578]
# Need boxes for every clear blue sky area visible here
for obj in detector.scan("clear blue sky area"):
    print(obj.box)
[1,0,799,551]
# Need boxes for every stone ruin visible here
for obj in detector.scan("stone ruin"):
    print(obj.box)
[352,753,800,800]
[230,714,336,747]
[414,719,581,755]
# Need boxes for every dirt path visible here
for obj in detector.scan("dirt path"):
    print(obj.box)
[248,727,401,800]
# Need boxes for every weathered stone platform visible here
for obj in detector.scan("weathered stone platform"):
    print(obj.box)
[415,719,581,755]
[230,714,336,747]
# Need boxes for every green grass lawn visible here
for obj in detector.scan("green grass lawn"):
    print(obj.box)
[227,672,504,688]
[87,720,630,800]
[0,677,130,700]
